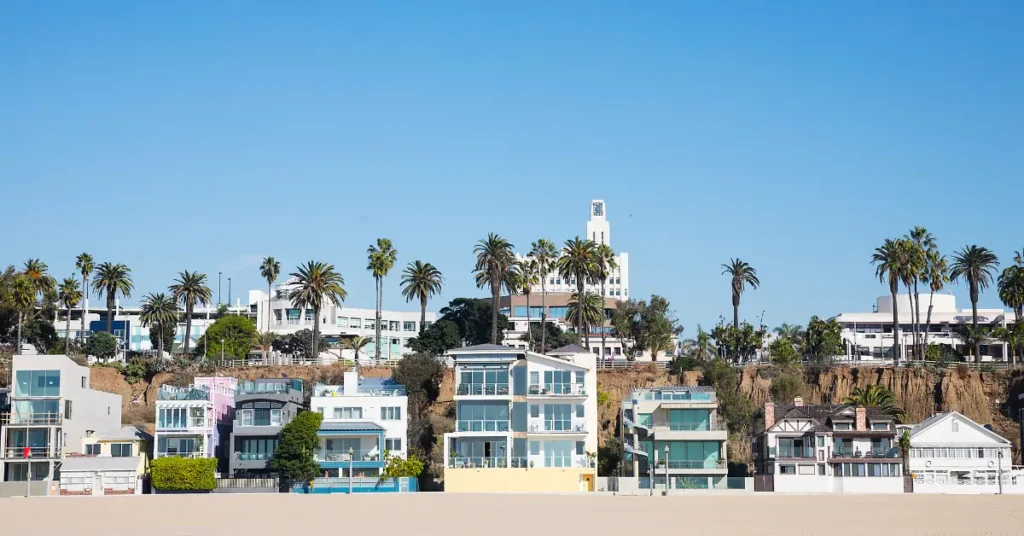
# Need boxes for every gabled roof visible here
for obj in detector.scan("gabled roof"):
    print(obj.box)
[770,403,894,433]
[909,411,1011,444]
[548,344,589,355]
[98,426,153,443]
[319,421,385,432]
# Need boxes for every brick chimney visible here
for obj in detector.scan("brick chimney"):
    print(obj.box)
[793,396,804,407]
[855,407,867,431]
[764,402,776,430]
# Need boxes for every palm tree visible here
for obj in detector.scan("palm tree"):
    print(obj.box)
[593,244,617,360]
[998,265,1024,325]
[557,237,597,348]
[260,257,281,333]
[75,253,95,344]
[567,291,603,345]
[400,261,444,335]
[954,324,990,362]
[516,259,540,351]
[921,251,949,353]
[58,277,83,355]
[992,325,1024,366]
[345,335,374,370]
[23,258,55,295]
[367,239,398,364]
[257,331,278,362]
[721,258,760,330]
[871,239,909,364]
[904,227,933,359]
[950,245,1000,363]
[773,323,804,342]
[169,271,213,357]
[11,275,34,353]
[843,385,905,422]
[289,261,346,361]
[529,239,558,353]
[473,233,517,345]
[139,292,179,358]
[91,262,133,335]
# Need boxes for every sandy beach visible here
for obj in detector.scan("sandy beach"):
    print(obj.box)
[3,493,1024,536]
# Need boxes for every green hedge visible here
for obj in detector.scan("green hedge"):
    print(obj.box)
[151,457,217,492]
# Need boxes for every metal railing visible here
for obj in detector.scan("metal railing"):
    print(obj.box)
[661,421,727,431]
[216,477,278,489]
[0,412,63,426]
[596,360,669,370]
[660,459,726,470]
[235,452,274,461]
[832,448,899,459]
[3,446,60,459]
[317,451,381,463]
[156,452,205,459]
[449,456,507,469]
[776,447,816,459]
[457,420,510,432]
[157,388,213,401]
[528,384,587,396]
[529,423,587,433]
[456,383,510,396]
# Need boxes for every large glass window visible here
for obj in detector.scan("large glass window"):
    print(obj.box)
[548,306,567,320]
[458,368,509,395]
[514,306,528,317]
[543,370,572,394]
[111,443,133,457]
[15,370,61,397]
[543,440,573,467]
[332,407,363,419]
[237,438,279,460]
[668,409,710,431]
[158,437,197,456]
[403,321,416,332]
[381,407,402,420]
[457,402,510,432]
[12,399,59,423]
[543,404,572,431]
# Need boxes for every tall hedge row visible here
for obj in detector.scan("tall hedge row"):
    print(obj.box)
[151,457,217,491]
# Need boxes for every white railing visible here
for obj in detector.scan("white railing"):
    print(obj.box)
[1,412,63,426]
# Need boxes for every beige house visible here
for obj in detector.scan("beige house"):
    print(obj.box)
[61,427,152,496]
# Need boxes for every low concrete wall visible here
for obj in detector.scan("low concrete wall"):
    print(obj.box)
[0,481,50,498]
[445,468,594,493]
[914,482,1024,495]
[598,476,754,494]
[774,475,904,494]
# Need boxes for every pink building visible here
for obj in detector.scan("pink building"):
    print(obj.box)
[155,377,237,468]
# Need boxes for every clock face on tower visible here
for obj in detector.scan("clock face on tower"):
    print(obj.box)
[592,202,604,217]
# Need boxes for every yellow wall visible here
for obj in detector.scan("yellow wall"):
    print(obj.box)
[79,438,150,478]
[445,468,596,493]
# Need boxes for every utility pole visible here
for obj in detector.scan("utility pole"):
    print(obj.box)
[218,272,222,305]
[228,278,232,309]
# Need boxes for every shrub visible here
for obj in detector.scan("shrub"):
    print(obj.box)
[151,457,217,492]
[382,452,424,478]
[270,411,324,485]
[86,332,118,360]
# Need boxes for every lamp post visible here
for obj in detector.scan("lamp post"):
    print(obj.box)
[348,447,354,494]
[998,450,1004,495]
[651,448,657,497]
[220,338,225,362]
[664,445,670,495]
[217,272,222,305]
[228,278,232,308]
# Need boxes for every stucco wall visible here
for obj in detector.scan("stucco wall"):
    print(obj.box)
[444,468,595,493]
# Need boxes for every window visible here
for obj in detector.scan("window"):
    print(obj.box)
[780,465,796,475]
[833,422,852,431]
[381,407,402,420]
[364,319,374,329]
[385,438,403,452]
[543,404,572,431]
[576,441,585,455]
[333,407,363,419]
[952,420,959,432]
[543,440,573,467]
[65,400,72,420]
[237,438,279,460]
[85,444,100,455]
[530,441,540,456]
[575,404,585,418]
[403,321,416,332]
[818,464,826,475]
[81,377,87,388]
[337,316,348,327]
[111,443,133,457]
[871,422,889,431]
[530,371,539,387]
[389,321,400,332]
[530,405,540,418]
[349,318,361,329]
[817,436,824,447]
[15,370,61,397]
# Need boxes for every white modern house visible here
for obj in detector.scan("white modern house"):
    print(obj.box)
[309,371,409,478]
[902,411,1021,493]
[0,354,122,490]
[756,398,904,494]
[443,344,598,493]
[835,294,1019,362]
[250,281,437,362]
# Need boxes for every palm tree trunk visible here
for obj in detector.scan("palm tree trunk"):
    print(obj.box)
[313,306,321,362]
[81,275,88,344]
[106,294,114,333]
[184,305,194,357]
[890,288,900,365]
[912,282,920,360]
[540,278,547,353]
[267,283,272,333]
[600,280,606,361]
[420,296,427,335]
[376,279,383,364]
[924,290,935,357]
[526,292,533,352]
[158,324,165,359]
[65,306,72,355]
[17,311,23,354]
[490,279,499,345]
[578,279,588,350]
[732,293,740,329]
[971,287,981,364]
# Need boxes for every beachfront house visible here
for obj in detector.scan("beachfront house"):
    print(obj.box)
[229,378,305,477]
[154,377,236,468]
[443,344,598,493]
[60,426,152,495]
[903,411,1018,493]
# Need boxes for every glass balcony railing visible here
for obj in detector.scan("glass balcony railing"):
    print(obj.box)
[237,380,303,395]
[456,383,510,396]
[776,447,815,459]
[832,448,898,459]
[236,452,273,461]
[660,459,726,470]
[528,384,586,396]
[317,450,381,463]
[528,423,587,433]
[157,451,204,459]
[663,421,726,431]
[1,412,63,426]
[457,420,510,432]
[157,388,212,401]
[3,446,60,458]
[449,456,506,469]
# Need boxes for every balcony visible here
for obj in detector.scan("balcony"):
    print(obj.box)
[449,456,507,469]
[236,452,274,462]
[317,450,381,463]
[157,388,212,401]
[662,421,727,431]
[159,417,209,429]
[457,420,510,433]
[528,384,587,396]
[773,447,816,459]
[3,446,61,459]
[237,380,303,396]
[456,383,510,396]
[157,451,204,459]
[1,412,63,426]
[831,448,899,459]
[659,459,727,470]
[528,423,587,434]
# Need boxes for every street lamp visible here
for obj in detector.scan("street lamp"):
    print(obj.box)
[998,450,1004,495]
[220,338,225,362]
[664,445,670,495]
[348,447,355,495]
[650,448,657,497]
[218,272,222,305]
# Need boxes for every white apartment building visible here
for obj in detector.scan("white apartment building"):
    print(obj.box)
[443,344,598,493]
[0,354,122,485]
[309,370,409,478]
[250,282,437,361]
[902,411,1019,494]
[835,294,1019,362]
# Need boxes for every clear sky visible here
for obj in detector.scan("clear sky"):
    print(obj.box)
[1,1,1022,334]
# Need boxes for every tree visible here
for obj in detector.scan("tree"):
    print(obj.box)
[950,245,1000,363]
[168,271,212,357]
[407,319,461,356]
[270,411,324,486]
[382,452,424,478]
[529,239,558,354]
[257,331,277,360]
[393,353,445,413]
[519,322,578,354]
[954,324,991,362]
[768,336,800,369]
[23,319,59,354]
[400,261,444,336]
[843,385,905,422]
[905,227,935,360]
[437,297,509,346]
[567,291,603,346]
[516,259,540,351]
[803,316,843,367]
[473,233,516,345]
[678,325,717,361]
[272,329,326,360]
[150,323,175,356]
[198,315,257,360]
[75,253,94,344]
[10,274,34,353]
[921,251,949,353]
[641,295,683,361]
[260,256,281,333]
[345,335,374,368]
[998,265,1024,327]
[769,370,806,403]
[593,244,617,359]
[992,324,1024,364]
[86,331,118,361]
[289,261,346,361]
[58,277,82,355]
[871,239,909,364]
[139,292,179,358]
[721,258,759,329]
[367,238,398,364]
[699,359,752,435]
[710,321,765,363]
[22,258,56,299]
[557,237,597,348]
[91,262,133,335]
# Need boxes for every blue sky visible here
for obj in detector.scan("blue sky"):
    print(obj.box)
[1,1,1022,334]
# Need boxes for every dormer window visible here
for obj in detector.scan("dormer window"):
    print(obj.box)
[833,422,852,431]
[871,422,889,431]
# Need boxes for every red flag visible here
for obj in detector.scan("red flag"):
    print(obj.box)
[22,446,30,458]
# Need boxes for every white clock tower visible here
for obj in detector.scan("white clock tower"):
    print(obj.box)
[586,199,611,246]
